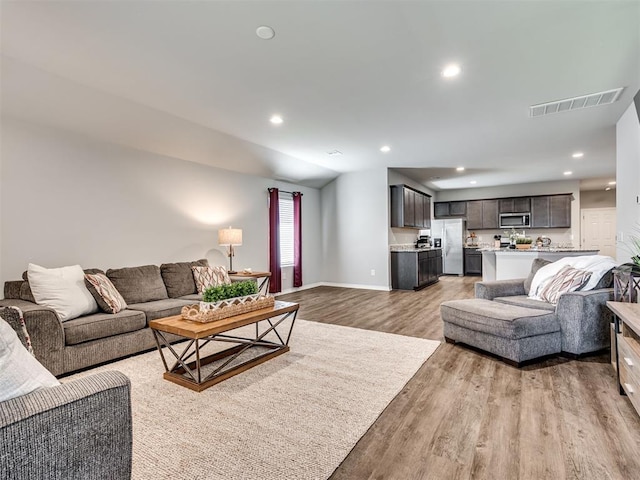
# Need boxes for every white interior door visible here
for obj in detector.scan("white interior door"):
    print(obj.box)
[581,208,616,257]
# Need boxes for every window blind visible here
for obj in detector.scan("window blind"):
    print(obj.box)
[279,196,294,267]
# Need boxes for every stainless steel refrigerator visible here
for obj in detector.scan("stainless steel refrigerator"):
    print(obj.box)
[430,219,465,275]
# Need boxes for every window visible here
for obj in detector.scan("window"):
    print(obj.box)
[279,195,294,267]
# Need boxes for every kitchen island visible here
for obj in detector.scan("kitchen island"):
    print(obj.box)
[480,248,600,281]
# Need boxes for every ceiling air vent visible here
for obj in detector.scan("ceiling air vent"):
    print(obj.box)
[529,87,625,117]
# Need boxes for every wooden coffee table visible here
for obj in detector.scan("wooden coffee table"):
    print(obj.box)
[149,301,299,392]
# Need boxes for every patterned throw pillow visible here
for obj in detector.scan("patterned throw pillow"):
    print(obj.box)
[192,266,231,294]
[539,265,592,305]
[0,306,34,355]
[84,273,128,314]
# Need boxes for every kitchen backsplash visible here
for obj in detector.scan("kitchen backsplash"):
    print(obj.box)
[467,228,574,246]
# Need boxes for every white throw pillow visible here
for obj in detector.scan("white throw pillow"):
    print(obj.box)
[27,263,98,321]
[0,318,59,402]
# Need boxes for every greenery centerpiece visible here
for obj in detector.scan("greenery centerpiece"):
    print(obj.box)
[203,280,258,303]
[182,280,274,323]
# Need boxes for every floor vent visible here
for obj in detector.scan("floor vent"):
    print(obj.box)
[529,87,625,117]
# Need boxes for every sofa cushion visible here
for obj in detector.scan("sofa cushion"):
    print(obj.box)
[19,281,36,303]
[0,317,60,402]
[161,259,209,298]
[440,299,559,340]
[85,273,128,314]
[126,298,194,322]
[63,309,147,346]
[594,268,614,289]
[27,263,99,322]
[523,258,552,295]
[179,293,203,302]
[106,265,168,304]
[493,295,556,312]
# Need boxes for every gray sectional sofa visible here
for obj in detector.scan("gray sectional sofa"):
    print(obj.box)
[441,258,614,365]
[0,259,209,376]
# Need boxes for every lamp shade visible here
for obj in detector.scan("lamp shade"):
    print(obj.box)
[218,228,243,246]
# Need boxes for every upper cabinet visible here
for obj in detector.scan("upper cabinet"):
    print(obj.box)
[531,194,571,228]
[435,194,572,229]
[390,185,432,229]
[499,197,531,213]
[433,201,466,218]
[466,200,498,230]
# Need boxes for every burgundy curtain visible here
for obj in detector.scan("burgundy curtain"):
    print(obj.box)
[293,192,303,287]
[268,188,281,293]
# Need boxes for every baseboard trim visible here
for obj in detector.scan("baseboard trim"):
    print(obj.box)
[317,282,391,292]
[276,282,391,295]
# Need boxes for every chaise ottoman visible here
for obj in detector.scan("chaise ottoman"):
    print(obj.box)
[440,299,562,366]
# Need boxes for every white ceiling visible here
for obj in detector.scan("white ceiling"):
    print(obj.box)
[1,1,639,191]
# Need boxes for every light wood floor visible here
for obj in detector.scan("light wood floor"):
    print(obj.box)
[278,276,640,480]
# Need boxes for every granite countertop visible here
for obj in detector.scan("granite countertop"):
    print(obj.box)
[390,246,441,252]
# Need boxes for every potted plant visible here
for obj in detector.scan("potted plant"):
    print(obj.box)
[515,237,533,250]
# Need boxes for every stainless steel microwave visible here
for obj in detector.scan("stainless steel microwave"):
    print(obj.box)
[499,213,531,229]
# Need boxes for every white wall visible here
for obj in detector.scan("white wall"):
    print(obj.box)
[615,100,640,263]
[580,190,616,209]
[387,169,436,246]
[435,180,581,245]
[0,118,323,288]
[321,168,390,289]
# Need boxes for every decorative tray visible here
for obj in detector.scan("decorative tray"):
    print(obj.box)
[181,294,275,323]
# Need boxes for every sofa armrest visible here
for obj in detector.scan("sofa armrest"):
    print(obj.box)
[475,279,526,300]
[556,288,614,355]
[0,371,132,480]
[0,299,66,375]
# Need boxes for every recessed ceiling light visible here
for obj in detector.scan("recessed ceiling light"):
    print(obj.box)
[442,64,461,78]
[564,171,573,175]
[605,187,611,191]
[608,181,616,185]
[256,25,275,40]
[572,152,584,158]
[456,167,465,172]
[470,180,477,185]
[270,115,283,124]
[327,150,342,156]
[380,145,391,153]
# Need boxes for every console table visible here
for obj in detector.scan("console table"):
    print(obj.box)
[229,271,271,295]
[607,301,640,416]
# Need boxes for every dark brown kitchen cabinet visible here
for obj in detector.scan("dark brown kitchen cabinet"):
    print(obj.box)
[450,201,467,216]
[391,249,442,290]
[466,201,483,229]
[464,248,483,276]
[499,197,531,213]
[482,199,499,229]
[531,194,571,228]
[434,201,466,218]
[550,195,571,227]
[390,185,432,229]
[466,200,497,229]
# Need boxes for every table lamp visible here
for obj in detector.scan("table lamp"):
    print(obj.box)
[218,227,242,274]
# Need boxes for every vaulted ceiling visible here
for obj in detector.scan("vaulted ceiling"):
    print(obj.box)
[2,1,639,190]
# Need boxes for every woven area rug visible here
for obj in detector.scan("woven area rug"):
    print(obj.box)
[68,319,440,480]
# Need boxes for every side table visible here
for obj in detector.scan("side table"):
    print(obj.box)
[229,271,271,295]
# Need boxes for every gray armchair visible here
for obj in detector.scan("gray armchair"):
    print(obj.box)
[474,258,614,356]
[0,371,132,480]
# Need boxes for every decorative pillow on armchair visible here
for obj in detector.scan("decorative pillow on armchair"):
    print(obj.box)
[539,265,592,305]
[192,266,231,294]
[0,317,59,402]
